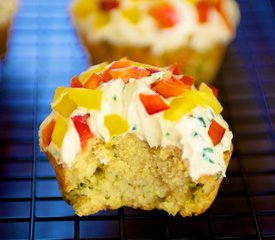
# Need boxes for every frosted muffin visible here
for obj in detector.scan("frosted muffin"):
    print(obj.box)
[39,59,233,217]
[0,0,18,58]
[70,0,240,82]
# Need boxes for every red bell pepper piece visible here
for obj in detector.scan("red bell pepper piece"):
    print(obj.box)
[149,3,179,28]
[215,0,233,32]
[84,73,103,89]
[207,83,219,97]
[110,66,151,83]
[208,119,225,146]
[139,93,169,115]
[196,1,210,23]
[168,63,182,75]
[71,114,94,150]
[180,75,195,86]
[41,119,56,147]
[99,0,119,11]
[70,75,82,88]
[152,76,191,98]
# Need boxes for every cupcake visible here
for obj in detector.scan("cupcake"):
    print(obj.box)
[0,0,18,58]
[70,0,240,82]
[39,59,233,217]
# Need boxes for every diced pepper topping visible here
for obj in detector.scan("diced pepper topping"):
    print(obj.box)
[109,66,150,83]
[189,89,222,115]
[70,75,83,88]
[151,76,191,98]
[139,93,169,115]
[71,114,93,150]
[41,119,56,147]
[67,88,102,110]
[79,62,108,84]
[93,11,111,29]
[180,75,195,86]
[101,59,133,82]
[52,87,66,103]
[51,115,68,148]
[72,0,97,18]
[215,0,233,32]
[196,1,210,23]
[84,73,103,89]
[122,7,141,24]
[164,95,196,121]
[164,88,223,121]
[196,0,233,32]
[104,114,129,137]
[208,119,225,145]
[149,3,179,28]
[99,0,119,11]
[199,82,219,97]
[168,63,183,75]
[52,93,78,118]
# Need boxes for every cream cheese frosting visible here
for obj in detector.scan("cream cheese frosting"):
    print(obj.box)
[71,0,240,54]
[41,60,233,181]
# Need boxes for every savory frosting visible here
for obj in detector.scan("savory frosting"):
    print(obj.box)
[40,59,233,181]
[0,0,18,26]
[70,0,240,54]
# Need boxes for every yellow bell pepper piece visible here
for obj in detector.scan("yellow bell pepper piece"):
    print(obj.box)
[52,93,78,118]
[164,95,196,121]
[52,87,66,103]
[71,0,97,18]
[93,11,111,29]
[164,87,223,121]
[67,88,102,110]
[79,62,108,84]
[104,114,129,137]
[122,7,141,24]
[51,114,68,148]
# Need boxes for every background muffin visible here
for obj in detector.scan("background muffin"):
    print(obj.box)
[70,0,240,82]
[0,0,18,58]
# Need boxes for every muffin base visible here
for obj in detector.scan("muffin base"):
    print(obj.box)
[43,133,233,217]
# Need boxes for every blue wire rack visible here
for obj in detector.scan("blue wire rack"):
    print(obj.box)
[0,0,275,239]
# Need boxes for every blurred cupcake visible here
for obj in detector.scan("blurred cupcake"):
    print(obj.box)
[70,0,240,82]
[0,0,18,58]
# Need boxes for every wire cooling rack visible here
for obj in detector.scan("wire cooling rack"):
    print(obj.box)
[0,0,275,239]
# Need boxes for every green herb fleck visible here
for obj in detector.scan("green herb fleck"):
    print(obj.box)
[113,96,117,101]
[131,125,137,131]
[198,117,206,128]
[210,109,215,117]
[192,131,199,137]
[202,147,214,164]
[203,147,213,153]
[216,172,223,180]
[165,132,171,137]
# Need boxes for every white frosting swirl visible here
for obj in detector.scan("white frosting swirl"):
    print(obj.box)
[71,0,240,54]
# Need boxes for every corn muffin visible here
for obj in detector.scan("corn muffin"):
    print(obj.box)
[39,59,233,217]
[70,0,240,82]
[0,0,18,58]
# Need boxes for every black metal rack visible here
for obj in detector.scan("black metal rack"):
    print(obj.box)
[0,0,274,239]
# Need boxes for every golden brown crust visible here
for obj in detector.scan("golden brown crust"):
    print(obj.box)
[0,22,12,58]
[75,31,226,83]
[42,134,233,217]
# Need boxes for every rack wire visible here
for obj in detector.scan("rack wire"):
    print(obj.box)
[0,0,275,239]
